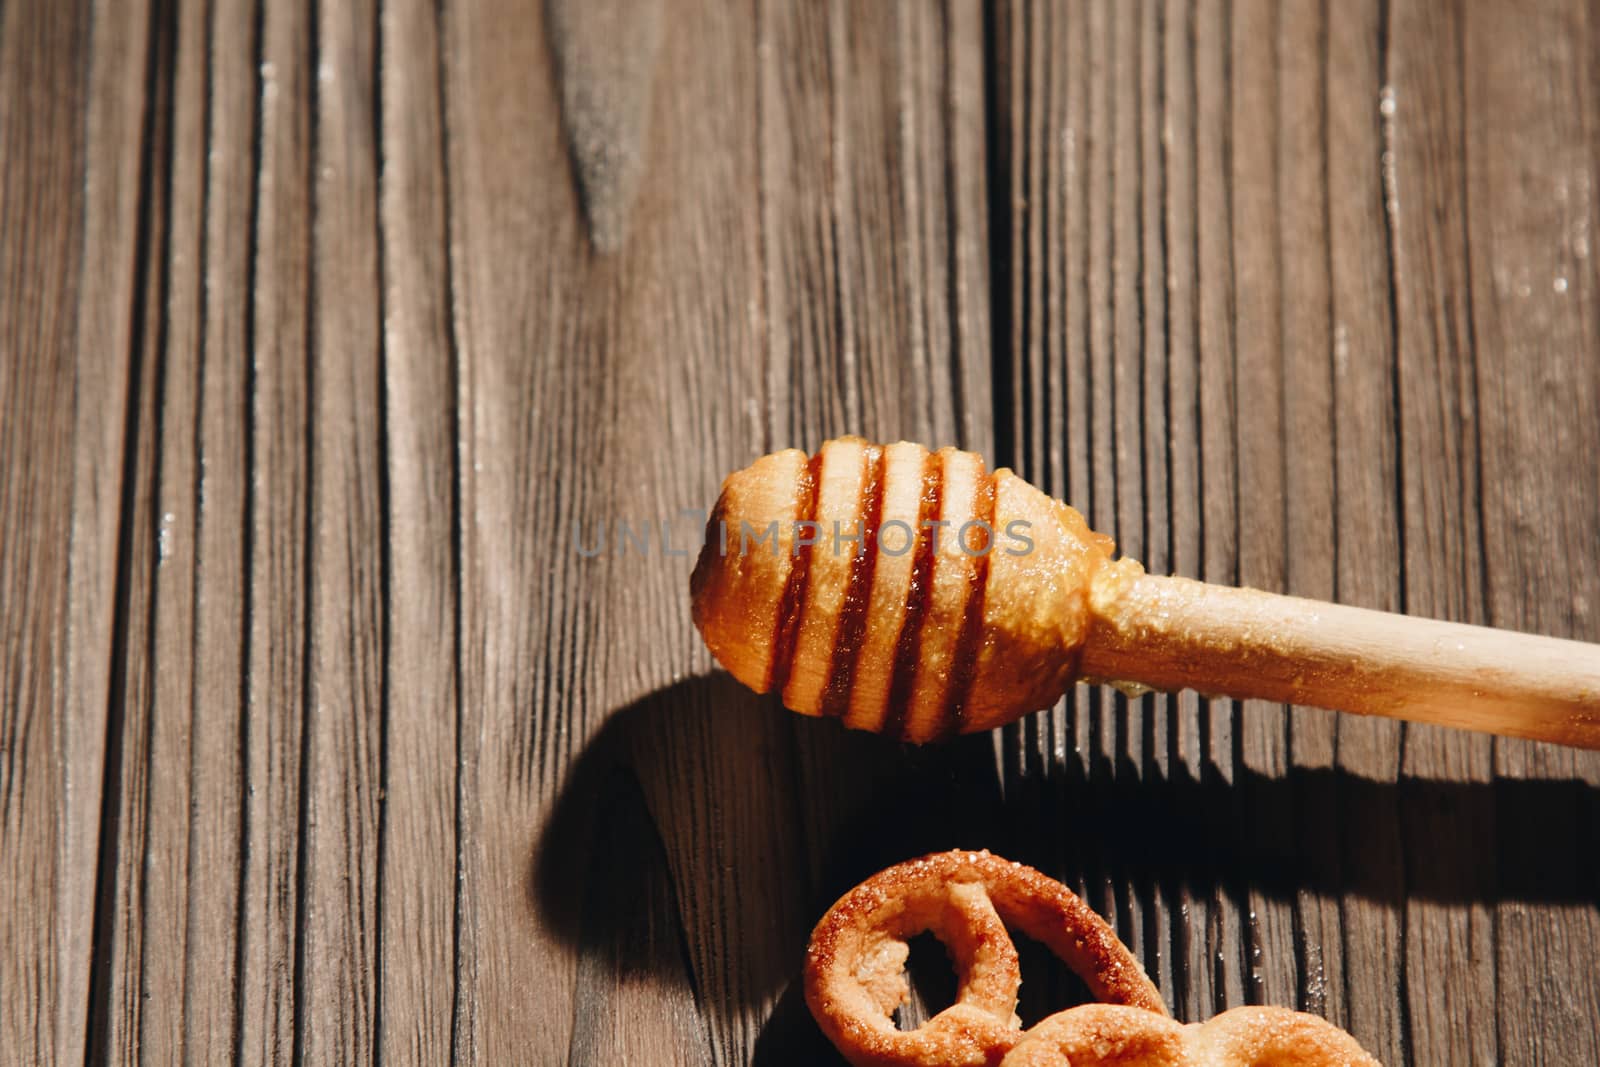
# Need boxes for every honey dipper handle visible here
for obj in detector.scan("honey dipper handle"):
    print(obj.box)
[1078,571,1600,749]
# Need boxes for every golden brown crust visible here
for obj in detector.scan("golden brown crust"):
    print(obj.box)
[803,850,1164,1067]
[803,853,1380,1067]
[999,1004,1383,1066]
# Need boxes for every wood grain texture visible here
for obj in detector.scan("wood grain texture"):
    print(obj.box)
[376,0,461,1060]
[90,0,460,1061]
[446,1,989,1060]
[300,0,387,1060]
[96,0,262,1060]
[996,2,1599,1065]
[1,0,1596,1064]
[547,0,665,254]
[0,0,149,1062]
[1462,2,1600,1061]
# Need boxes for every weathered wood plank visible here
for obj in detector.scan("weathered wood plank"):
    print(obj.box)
[97,0,448,1060]
[1267,0,1346,1036]
[1461,1,1600,1063]
[1183,0,1245,1017]
[444,0,989,1061]
[93,2,170,1056]
[0,1,87,1057]
[443,0,767,1058]
[995,0,1244,1028]
[106,2,193,1059]
[753,4,997,1022]
[998,2,1600,1066]
[96,0,262,1061]
[376,0,461,1060]
[0,0,151,1061]
[238,0,314,1059]
[1386,9,1500,1063]
[1323,0,1407,1057]
[179,0,260,1054]
[1223,0,1298,1022]
[299,0,387,1060]
[442,1,598,1057]
[3,1,1597,1063]
[60,0,158,1061]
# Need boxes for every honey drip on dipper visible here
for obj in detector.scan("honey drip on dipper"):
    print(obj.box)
[692,437,1600,747]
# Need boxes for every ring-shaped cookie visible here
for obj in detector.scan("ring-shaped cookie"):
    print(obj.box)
[998,1004,1383,1066]
[803,850,1166,1067]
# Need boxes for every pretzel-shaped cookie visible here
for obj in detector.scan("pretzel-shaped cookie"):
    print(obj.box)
[803,851,1166,1067]
[999,1004,1382,1066]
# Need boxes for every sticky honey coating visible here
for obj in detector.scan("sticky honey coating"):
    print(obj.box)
[689,447,808,695]
[844,441,929,732]
[784,438,875,716]
[960,470,1115,733]
[690,438,1119,741]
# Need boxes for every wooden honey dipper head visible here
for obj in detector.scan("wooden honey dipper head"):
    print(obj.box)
[690,437,1116,742]
[692,437,1600,749]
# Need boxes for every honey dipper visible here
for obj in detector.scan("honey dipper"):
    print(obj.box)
[689,437,1600,747]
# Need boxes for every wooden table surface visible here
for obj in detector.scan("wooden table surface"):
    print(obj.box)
[4,0,1598,1063]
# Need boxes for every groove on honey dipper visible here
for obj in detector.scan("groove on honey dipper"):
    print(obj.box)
[942,467,996,738]
[820,444,886,718]
[766,451,821,694]
[883,450,944,740]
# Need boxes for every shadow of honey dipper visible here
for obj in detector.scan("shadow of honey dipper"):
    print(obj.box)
[533,678,1597,1063]
[530,676,1006,1046]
